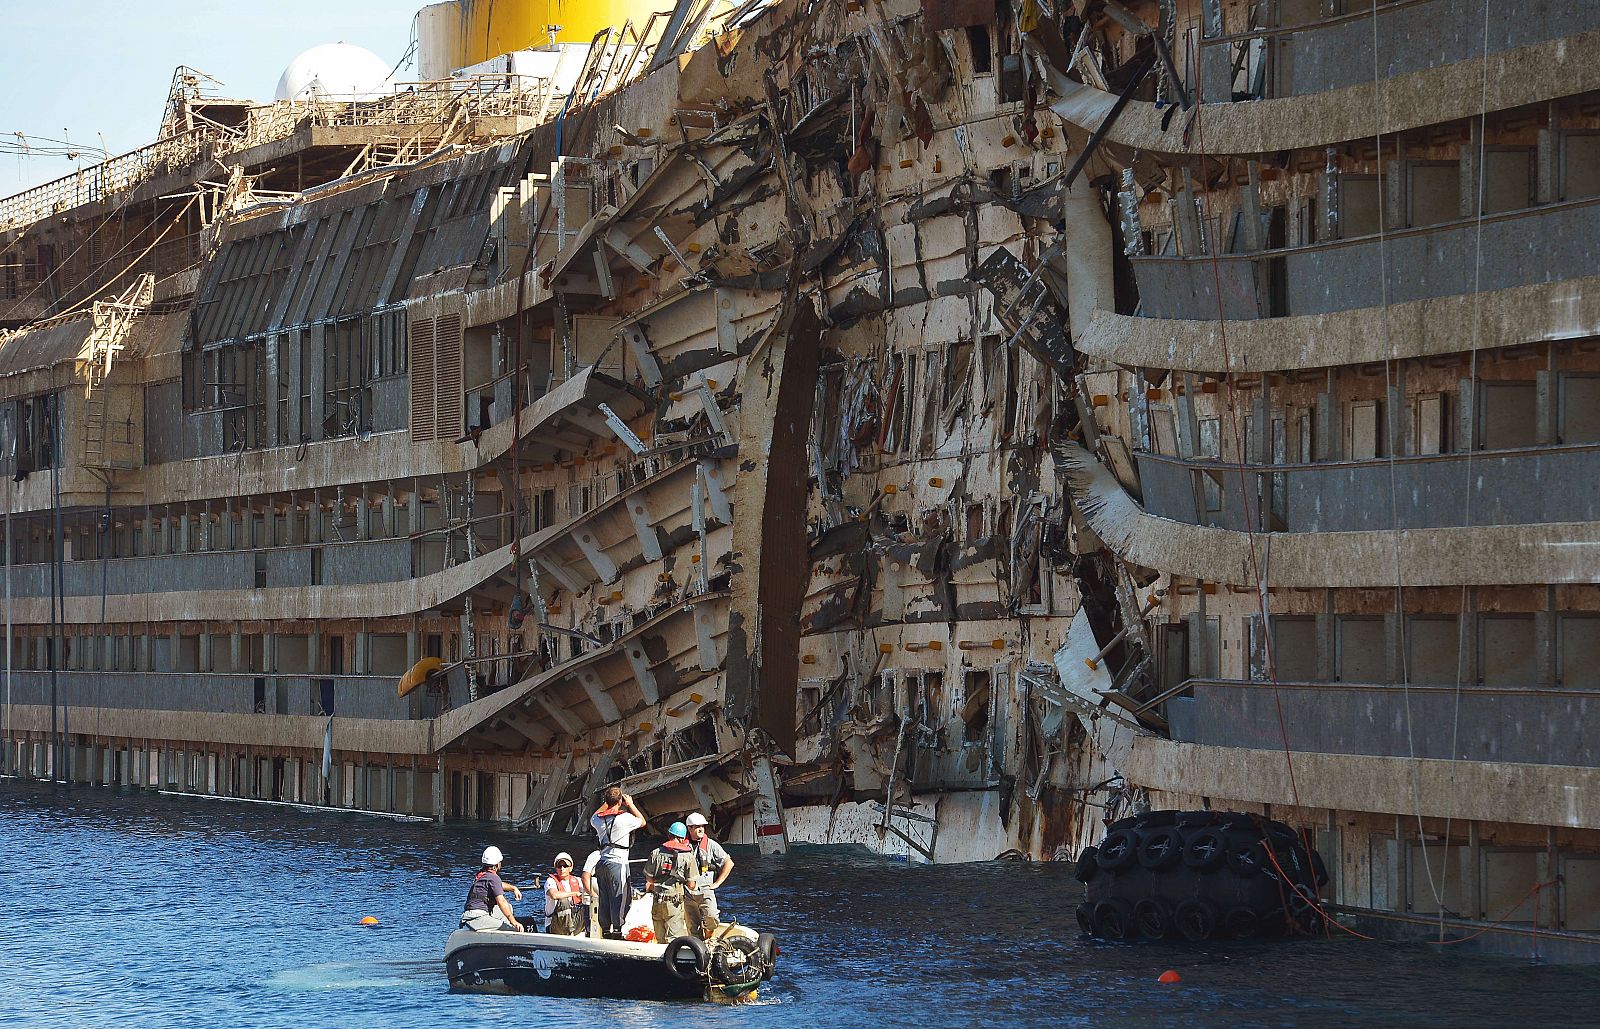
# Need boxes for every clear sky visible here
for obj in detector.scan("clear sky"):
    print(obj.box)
[0,0,426,199]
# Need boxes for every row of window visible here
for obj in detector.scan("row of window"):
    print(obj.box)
[1149,372,1600,471]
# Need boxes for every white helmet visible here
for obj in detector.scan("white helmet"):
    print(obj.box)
[482,845,504,865]
[685,812,709,826]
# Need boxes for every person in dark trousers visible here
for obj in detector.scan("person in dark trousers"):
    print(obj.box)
[460,845,524,932]
[589,786,646,938]
[644,821,695,943]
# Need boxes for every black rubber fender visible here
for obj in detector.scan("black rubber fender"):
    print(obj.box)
[1182,827,1228,871]
[1096,829,1141,872]
[1222,906,1261,939]
[1310,848,1329,887]
[1134,897,1174,940]
[710,935,763,986]
[1287,888,1324,933]
[1226,839,1264,876]
[1074,847,1100,883]
[756,933,779,979]
[1134,810,1179,828]
[1174,898,1219,941]
[1176,810,1259,831]
[1094,898,1137,941]
[663,935,709,980]
[1137,827,1184,870]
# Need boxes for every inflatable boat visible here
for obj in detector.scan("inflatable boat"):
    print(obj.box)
[443,919,778,999]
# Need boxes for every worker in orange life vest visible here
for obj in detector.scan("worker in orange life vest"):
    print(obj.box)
[683,812,734,938]
[543,852,586,935]
[644,821,695,942]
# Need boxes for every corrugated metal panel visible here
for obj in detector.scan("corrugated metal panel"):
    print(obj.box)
[408,314,436,443]
[0,316,92,377]
[434,311,464,442]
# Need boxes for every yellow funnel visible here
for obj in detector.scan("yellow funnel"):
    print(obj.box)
[416,0,679,78]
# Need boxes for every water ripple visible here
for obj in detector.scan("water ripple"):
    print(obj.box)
[1,781,1596,1028]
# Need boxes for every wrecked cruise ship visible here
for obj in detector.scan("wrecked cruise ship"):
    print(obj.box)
[5,0,1600,955]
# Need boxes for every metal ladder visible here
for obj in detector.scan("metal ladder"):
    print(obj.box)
[82,273,154,469]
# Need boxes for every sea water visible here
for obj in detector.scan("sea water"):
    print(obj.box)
[0,780,1595,1028]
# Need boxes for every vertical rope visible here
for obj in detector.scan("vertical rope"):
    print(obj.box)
[1189,15,1301,811]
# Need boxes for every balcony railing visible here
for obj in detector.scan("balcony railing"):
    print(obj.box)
[1164,678,1600,768]
[0,75,571,235]
[1131,195,1600,321]
[1136,444,1600,533]
[0,670,421,720]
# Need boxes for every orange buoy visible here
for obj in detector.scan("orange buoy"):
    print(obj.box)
[360,916,380,926]
[1158,970,1181,984]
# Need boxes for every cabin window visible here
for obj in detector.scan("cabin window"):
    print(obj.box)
[1347,400,1381,459]
[1405,615,1459,684]
[1480,615,1536,687]
[1413,393,1445,454]
[1407,162,1458,227]
[1477,381,1536,450]
[1561,132,1600,201]
[1257,615,1319,682]
[1335,616,1384,682]
[1339,175,1383,238]
[1559,614,1600,688]
[1478,148,1534,214]
[1559,374,1600,444]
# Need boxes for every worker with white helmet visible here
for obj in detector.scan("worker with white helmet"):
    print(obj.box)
[460,845,525,932]
[683,812,734,938]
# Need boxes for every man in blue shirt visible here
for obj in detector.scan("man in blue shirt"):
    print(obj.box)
[460,845,525,932]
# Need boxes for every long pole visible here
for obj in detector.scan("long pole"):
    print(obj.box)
[48,369,64,782]
[4,430,11,773]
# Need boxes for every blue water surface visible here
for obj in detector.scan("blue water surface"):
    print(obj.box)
[0,780,1596,1028]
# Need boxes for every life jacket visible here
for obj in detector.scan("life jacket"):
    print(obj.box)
[651,841,700,887]
[594,806,633,859]
[695,836,726,871]
[546,872,583,915]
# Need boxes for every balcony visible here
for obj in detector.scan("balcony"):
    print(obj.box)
[1052,439,1600,588]
[1132,196,1600,322]
[1048,25,1600,156]
[1201,0,1600,100]
[1166,678,1600,769]
[436,590,730,752]
[1,538,416,601]
[1,670,416,720]
[1136,444,1600,533]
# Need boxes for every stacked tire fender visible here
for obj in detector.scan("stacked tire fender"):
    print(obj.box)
[1074,810,1330,942]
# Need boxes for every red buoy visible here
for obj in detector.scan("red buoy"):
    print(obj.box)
[1158,970,1182,984]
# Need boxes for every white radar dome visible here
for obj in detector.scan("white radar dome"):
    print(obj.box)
[275,43,395,101]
